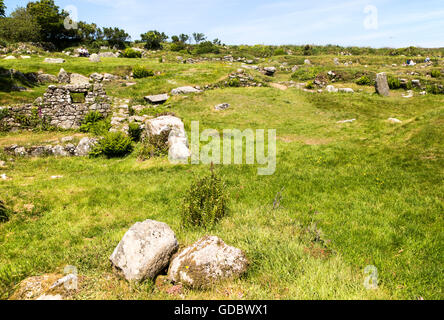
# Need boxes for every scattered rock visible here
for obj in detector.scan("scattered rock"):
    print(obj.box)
[74,137,97,156]
[4,56,16,60]
[98,52,118,58]
[388,118,402,124]
[70,73,90,85]
[171,86,202,95]
[144,93,169,104]
[375,72,390,96]
[110,219,179,282]
[58,68,70,83]
[44,58,65,64]
[37,73,58,83]
[214,103,230,111]
[168,236,248,288]
[89,53,101,63]
[325,85,338,93]
[338,88,354,93]
[337,119,356,124]
[402,90,413,98]
[89,72,104,82]
[102,73,119,81]
[304,59,311,65]
[264,67,276,76]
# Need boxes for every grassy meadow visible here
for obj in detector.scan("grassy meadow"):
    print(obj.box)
[0,51,443,300]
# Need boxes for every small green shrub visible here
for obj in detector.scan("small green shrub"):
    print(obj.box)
[273,48,287,56]
[80,111,104,133]
[227,78,241,87]
[291,67,320,81]
[426,84,444,95]
[138,131,169,160]
[90,132,133,158]
[128,122,142,142]
[388,76,401,89]
[181,170,228,228]
[305,80,315,89]
[123,48,142,58]
[356,76,372,85]
[431,70,441,78]
[0,200,9,223]
[132,65,154,79]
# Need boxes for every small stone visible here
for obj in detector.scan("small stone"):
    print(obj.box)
[44,58,65,64]
[387,118,402,124]
[215,103,230,111]
[337,119,356,124]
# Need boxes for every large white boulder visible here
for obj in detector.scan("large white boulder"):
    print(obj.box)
[168,236,248,288]
[110,220,179,282]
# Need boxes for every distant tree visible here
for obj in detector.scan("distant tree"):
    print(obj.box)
[192,32,206,44]
[171,35,180,43]
[212,38,221,45]
[140,30,168,50]
[77,22,101,44]
[0,7,41,42]
[26,0,70,44]
[0,0,6,17]
[102,27,130,49]
[179,34,189,43]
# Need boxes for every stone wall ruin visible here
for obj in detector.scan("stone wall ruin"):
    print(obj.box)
[1,83,111,130]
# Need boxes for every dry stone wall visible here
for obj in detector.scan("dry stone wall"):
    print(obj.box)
[1,83,111,130]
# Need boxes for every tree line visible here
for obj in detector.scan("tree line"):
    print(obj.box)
[0,0,220,52]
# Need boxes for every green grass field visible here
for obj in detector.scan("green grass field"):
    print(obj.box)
[0,52,443,300]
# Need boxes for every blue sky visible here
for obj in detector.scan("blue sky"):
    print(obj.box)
[5,0,444,47]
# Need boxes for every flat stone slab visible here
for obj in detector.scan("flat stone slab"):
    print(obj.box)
[44,58,65,64]
[144,93,169,104]
[171,86,202,95]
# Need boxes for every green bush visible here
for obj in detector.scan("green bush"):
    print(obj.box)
[132,65,154,79]
[193,41,219,54]
[128,122,142,142]
[90,132,133,158]
[356,76,372,85]
[123,48,142,58]
[273,48,287,56]
[170,42,187,52]
[181,170,228,228]
[227,78,241,87]
[291,67,320,81]
[80,111,104,133]
[305,81,315,89]
[0,200,9,223]
[431,70,441,78]
[426,84,444,95]
[138,131,169,160]
[388,76,401,89]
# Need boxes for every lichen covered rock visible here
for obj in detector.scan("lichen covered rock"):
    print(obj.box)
[168,236,248,288]
[110,220,179,282]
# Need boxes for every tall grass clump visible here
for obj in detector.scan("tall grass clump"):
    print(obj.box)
[181,169,228,228]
